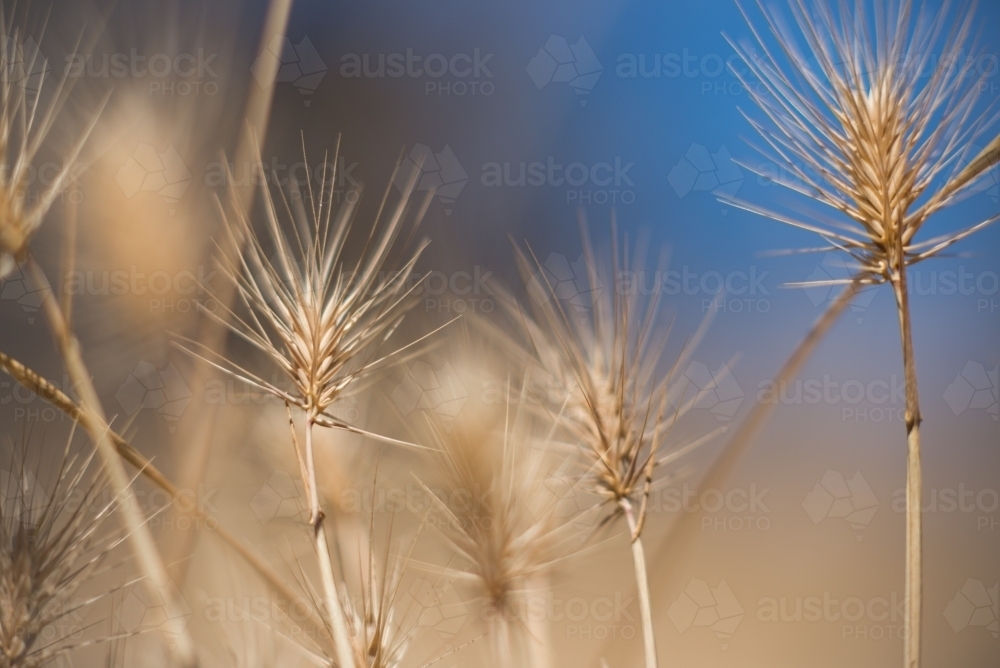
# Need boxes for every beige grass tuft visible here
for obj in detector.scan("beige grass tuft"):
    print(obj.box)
[727,2,1000,665]
[0,428,123,668]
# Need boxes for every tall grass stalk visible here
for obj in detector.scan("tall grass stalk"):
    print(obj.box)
[503,218,725,668]
[26,260,199,667]
[177,141,444,667]
[168,0,296,577]
[726,2,1000,664]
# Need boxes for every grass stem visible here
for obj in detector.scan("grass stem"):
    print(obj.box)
[304,419,357,668]
[892,265,922,668]
[621,498,657,668]
[27,258,199,667]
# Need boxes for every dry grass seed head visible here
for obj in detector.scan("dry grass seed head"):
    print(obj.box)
[178,138,434,426]
[725,0,1000,285]
[0,428,123,668]
[421,396,579,624]
[507,221,723,527]
[0,11,100,277]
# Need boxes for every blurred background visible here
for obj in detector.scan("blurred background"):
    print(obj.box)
[1,0,997,666]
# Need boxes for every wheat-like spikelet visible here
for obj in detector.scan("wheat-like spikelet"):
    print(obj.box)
[501,221,725,668]
[0,428,123,668]
[178,138,436,435]
[726,2,1000,666]
[0,11,100,278]
[725,0,999,282]
[178,139,442,668]
[514,228,720,520]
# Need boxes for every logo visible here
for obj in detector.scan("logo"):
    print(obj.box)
[0,468,49,527]
[0,256,48,323]
[391,361,468,423]
[393,144,467,215]
[116,582,193,643]
[527,35,603,105]
[403,577,469,639]
[0,34,49,97]
[115,143,192,213]
[944,362,998,421]
[801,253,878,324]
[250,470,306,523]
[802,470,879,541]
[526,252,601,317]
[115,361,191,429]
[667,579,743,649]
[944,579,998,637]
[668,144,743,202]
[251,35,327,103]
[672,361,745,421]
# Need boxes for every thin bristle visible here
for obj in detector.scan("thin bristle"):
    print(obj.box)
[0,429,122,668]
[179,140,431,427]
[0,10,103,278]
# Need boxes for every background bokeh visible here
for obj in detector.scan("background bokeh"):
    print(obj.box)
[1,0,997,666]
